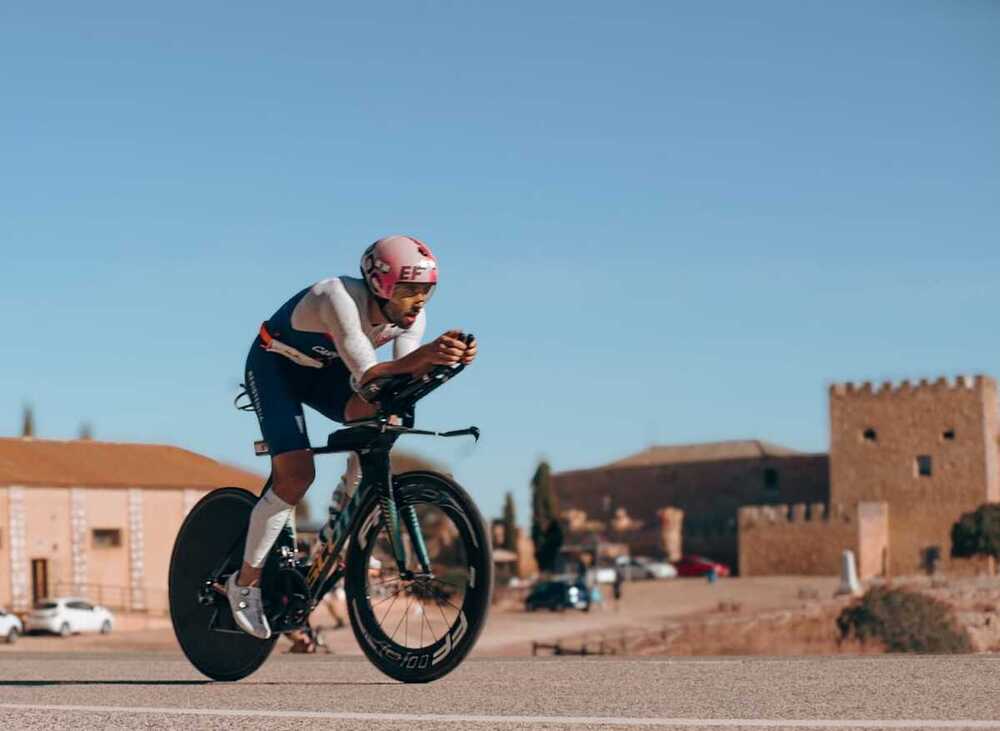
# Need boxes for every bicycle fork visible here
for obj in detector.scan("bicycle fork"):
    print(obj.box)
[363,452,433,577]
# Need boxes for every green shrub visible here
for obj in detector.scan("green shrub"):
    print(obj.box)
[836,586,972,653]
[952,503,1000,566]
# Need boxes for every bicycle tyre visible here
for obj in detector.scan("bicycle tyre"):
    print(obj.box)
[345,470,493,683]
[168,487,278,681]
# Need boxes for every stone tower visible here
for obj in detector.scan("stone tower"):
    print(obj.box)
[829,375,1000,575]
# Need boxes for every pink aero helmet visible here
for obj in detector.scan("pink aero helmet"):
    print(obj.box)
[360,235,438,299]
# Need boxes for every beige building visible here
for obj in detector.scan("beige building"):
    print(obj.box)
[0,438,262,613]
[740,374,1000,578]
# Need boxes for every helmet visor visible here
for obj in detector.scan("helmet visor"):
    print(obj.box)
[392,282,436,302]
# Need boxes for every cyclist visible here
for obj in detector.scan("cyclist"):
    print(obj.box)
[228,235,477,639]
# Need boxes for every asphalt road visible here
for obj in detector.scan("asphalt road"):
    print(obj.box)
[1,652,999,730]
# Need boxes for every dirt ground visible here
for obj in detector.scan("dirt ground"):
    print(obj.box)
[0,575,847,657]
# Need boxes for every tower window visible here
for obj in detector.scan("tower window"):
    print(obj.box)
[863,428,878,442]
[943,429,956,441]
[916,455,933,477]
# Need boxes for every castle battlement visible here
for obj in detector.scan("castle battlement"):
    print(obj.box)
[738,502,851,528]
[829,374,995,400]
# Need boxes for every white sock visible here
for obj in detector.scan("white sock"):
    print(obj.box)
[243,490,295,569]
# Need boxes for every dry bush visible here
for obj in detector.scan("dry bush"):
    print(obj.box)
[836,587,972,654]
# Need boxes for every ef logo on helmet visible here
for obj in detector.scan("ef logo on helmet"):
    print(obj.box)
[399,263,434,281]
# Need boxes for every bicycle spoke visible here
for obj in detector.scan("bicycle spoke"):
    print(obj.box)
[436,594,464,615]
[431,576,466,591]
[389,595,411,642]
[421,601,439,644]
[434,596,452,630]
[368,575,402,588]
[371,586,402,609]
[377,587,403,626]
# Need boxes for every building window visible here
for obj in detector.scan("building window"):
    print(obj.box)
[943,429,956,441]
[763,468,779,495]
[916,455,933,477]
[862,428,878,442]
[92,529,122,548]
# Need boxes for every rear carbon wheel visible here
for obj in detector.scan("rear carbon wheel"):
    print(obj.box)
[168,487,279,681]
[345,471,492,683]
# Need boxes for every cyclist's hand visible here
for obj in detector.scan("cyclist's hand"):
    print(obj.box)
[461,334,477,365]
[421,331,468,368]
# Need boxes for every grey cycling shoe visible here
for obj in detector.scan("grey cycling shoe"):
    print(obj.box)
[226,573,271,640]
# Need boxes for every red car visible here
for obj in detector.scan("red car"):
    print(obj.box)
[673,555,731,578]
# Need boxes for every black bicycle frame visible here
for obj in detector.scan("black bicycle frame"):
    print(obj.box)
[298,419,479,607]
[303,429,403,604]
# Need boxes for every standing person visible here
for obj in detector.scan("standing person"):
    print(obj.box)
[229,235,478,639]
[612,566,624,609]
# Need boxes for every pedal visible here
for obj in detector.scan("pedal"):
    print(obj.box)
[265,567,312,633]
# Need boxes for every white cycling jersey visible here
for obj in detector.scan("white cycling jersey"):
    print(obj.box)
[264,276,426,391]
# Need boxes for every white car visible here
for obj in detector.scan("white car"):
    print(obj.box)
[614,556,678,580]
[644,561,678,580]
[25,597,114,637]
[0,608,23,643]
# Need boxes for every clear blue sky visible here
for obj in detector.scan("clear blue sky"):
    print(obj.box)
[2,2,997,526]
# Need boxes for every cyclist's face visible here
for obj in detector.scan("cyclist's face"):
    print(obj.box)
[385,282,434,327]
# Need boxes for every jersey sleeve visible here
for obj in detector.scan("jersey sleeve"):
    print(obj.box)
[393,309,426,360]
[315,280,378,390]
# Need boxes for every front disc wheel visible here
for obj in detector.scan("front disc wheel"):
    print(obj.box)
[345,471,493,683]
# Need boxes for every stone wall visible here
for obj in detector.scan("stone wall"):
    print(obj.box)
[554,454,828,569]
[738,501,889,579]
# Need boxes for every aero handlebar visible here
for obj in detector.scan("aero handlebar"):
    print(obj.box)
[357,333,476,420]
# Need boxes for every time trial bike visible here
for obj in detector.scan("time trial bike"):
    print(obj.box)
[168,339,491,683]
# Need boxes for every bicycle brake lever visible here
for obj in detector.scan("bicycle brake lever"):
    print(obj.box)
[439,426,480,442]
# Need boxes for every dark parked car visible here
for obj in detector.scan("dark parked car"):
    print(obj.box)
[673,555,731,578]
[525,580,589,612]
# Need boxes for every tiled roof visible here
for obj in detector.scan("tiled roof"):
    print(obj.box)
[603,440,803,469]
[0,437,264,491]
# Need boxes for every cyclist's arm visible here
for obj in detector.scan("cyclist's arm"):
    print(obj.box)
[393,309,426,359]
[357,309,427,384]
[359,350,426,385]
[314,281,379,390]
[362,327,467,386]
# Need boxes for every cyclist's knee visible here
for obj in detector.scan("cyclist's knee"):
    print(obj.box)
[271,450,315,504]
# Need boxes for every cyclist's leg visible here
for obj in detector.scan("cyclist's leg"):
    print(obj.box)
[301,360,371,538]
[238,342,318,588]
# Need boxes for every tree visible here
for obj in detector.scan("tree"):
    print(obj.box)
[951,504,1000,573]
[21,403,34,438]
[530,461,563,572]
[502,491,518,552]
